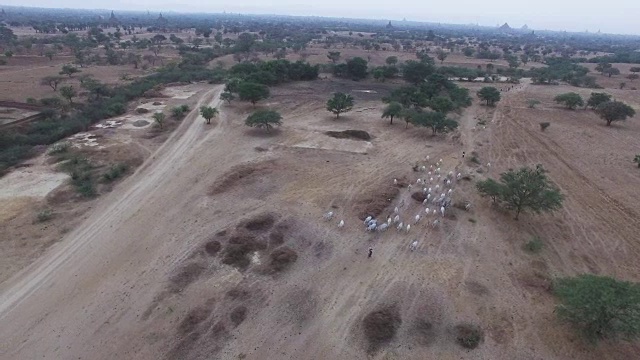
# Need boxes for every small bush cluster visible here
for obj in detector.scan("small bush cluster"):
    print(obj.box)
[102,163,129,182]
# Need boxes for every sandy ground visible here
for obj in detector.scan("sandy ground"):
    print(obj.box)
[0,77,640,360]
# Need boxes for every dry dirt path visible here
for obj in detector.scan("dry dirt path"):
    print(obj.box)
[0,86,224,356]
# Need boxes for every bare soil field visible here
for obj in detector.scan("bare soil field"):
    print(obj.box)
[0,58,148,101]
[0,76,639,360]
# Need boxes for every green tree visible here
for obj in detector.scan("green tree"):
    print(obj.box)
[595,62,612,74]
[586,92,612,110]
[381,101,403,125]
[152,112,166,129]
[428,96,455,114]
[475,178,502,203]
[436,48,448,64]
[385,56,398,65]
[555,275,640,342]
[476,165,564,220]
[462,47,475,57]
[326,92,354,119]
[327,51,341,63]
[245,109,282,132]
[411,111,459,135]
[41,76,65,91]
[346,57,368,80]
[554,92,584,110]
[199,106,219,124]
[220,91,235,104]
[44,50,55,61]
[477,86,501,106]
[604,67,621,78]
[59,85,76,104]
[59,64,80,77]
[595,100,636,126]
[634,154,640,168]
[627,74,639,81]
[631,67,640,73]
[402,60,435,85]
[237,82,270,106]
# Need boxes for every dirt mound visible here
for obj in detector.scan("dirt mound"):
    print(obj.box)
[413,318,436,346]
[240,213,277,232]
[354,185,400,220]
[268,246,298,272]
[135,107,149,114]
[325,130,372,141]
[226,287,251,300]
[208,160,276,195]
[168,262,206,293]
[204,240,222,256]
[221,232,267,270]
[454,323,484,349]
[362,306,402,352]
[229,306,247,327]
[178,306,212,335]
[411,192,426,203]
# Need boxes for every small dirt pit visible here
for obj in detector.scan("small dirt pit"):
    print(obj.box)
[289,130,373,154]
[324,130,372,141]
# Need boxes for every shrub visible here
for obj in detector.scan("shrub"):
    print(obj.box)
[171,106,187,119]
[26,97,37,104]
[35,209,54,223]
[102,163,128,182]
[48,141,71,155]
[454,323,484,349]
[527,99,541,108]
[523,236,544,253]
[540,122,550,131]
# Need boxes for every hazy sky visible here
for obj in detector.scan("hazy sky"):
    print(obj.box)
[3,0,640,35]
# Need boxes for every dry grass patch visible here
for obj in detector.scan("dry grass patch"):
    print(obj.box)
[268,246,298,273]
[168,262,206,293]
[362,306,402,352]
[178,306,212,335]
[229,306,248,327]
[454,323,484,349]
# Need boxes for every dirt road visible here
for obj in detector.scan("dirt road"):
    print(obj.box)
[0,86,224,356]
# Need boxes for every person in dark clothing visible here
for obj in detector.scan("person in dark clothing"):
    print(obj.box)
[368,247,373,258]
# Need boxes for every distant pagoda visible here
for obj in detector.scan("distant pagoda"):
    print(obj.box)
[499,23,512,31]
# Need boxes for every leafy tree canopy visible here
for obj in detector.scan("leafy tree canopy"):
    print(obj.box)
[477,86,501,106]
[554,92,584,110]
[245,109,282,132]
[555,275,640,342]
[476,165,563,219]
[595,100,635,126]
[326,92,354,119]
[585,92,611,110]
